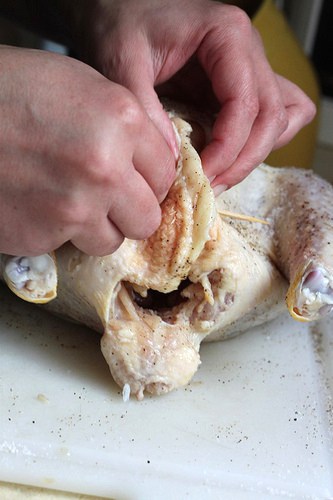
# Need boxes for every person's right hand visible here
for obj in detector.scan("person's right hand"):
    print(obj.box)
[77,0,315,189]
[0,46,175,256]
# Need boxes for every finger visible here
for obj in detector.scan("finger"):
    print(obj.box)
[73,104,176,254]
[272,75,316,150]
[110,43,180,160]
[71,217,124,256]
[197,8,260,177]
[133,85,180,160]
[211,107,281,188]
[206,27,289,187]
[108,52,177,201]
[132,115,177,204]
[107,167,162,241]
[210,72,316,188]
[211,79,287,188]
[70,165,164,255]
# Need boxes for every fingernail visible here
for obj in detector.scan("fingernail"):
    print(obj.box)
[170,123,180,160]
[213,184,228,197]
[172,140,180,160]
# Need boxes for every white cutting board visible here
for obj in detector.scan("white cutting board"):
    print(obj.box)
[0,281,333,500]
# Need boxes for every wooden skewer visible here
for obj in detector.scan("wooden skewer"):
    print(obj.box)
[218,209,270,225]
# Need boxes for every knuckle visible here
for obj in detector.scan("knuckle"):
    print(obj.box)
[75,141,116,189]
[271,105,289,133]
[252,26,264,48]
[114,91,143,129]
[242,94,260,119]
[72,103,145,189]
[53,195,86,229]
[207,4,253,49]
[223,5,252,34]
[84,153,113,186]
[304,98,317,123]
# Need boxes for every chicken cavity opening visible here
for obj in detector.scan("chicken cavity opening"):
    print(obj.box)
[130,278,191,311]
[118,270,231,328]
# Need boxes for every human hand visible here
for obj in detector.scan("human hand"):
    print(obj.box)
[0,46,175,256]
[77,0,316,188]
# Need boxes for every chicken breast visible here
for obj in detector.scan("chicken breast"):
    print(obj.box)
[1,115,332,399]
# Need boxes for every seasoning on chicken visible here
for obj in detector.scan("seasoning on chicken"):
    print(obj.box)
[1,112,332,399]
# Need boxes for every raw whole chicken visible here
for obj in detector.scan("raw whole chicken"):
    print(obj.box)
[1,113,332,400]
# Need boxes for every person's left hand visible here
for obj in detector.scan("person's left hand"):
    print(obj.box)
[76,0,316,188]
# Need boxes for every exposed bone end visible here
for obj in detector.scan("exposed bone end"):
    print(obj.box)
[287,261,333,321]
[101,322,202,400]
[3,253,57,304]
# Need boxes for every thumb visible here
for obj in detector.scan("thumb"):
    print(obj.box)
[136,87,180,160]
[113,58,179,159]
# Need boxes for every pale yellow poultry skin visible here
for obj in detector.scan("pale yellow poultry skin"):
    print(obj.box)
[1,115,333,400]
